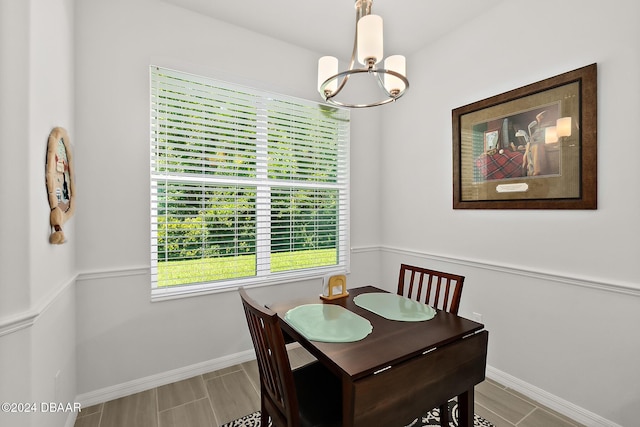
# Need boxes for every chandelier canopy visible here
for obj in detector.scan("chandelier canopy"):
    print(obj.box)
[317,0,409,108]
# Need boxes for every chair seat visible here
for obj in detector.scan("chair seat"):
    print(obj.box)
[293,361,342,427]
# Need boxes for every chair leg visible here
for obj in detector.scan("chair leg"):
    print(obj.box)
[260,397,270,427]
[261,410,269,427]
[439,402,449,426]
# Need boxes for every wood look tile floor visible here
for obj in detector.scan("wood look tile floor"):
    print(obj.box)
[74,345,585,427]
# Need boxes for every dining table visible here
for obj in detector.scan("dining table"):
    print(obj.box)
[268,285,489,427]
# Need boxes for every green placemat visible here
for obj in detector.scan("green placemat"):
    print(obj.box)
[284,304,373,342]
[354,293,436,321]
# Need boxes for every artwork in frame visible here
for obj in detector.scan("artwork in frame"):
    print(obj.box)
[452,63,597,209]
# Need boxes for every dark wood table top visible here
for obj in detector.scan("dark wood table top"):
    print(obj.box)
[269,285,485,380]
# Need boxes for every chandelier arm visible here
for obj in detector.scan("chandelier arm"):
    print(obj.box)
[374,70,389,96]
[329,4,364,100]
[320,68,409,108]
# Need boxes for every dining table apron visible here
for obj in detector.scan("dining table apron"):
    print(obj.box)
[268,286,489,427]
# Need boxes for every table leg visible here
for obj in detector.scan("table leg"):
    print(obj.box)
[342,376,355,427]
[439,402,449,426]
[457,389,474,427]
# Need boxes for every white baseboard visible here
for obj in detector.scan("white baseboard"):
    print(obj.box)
[486,366,621,427]
[75,349,256,407]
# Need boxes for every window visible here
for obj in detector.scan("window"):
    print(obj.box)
[150,67,350,299]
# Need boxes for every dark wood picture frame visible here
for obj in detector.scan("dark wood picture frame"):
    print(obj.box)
[452,64,597,209]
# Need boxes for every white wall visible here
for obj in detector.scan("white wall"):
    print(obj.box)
[380,0,640,425]
[73,0,382,397]
[0,0,31,323]
[0,0,77,426]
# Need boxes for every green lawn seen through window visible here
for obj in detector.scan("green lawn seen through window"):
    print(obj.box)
[157,249,337,287]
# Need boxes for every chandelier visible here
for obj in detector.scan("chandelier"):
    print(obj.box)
[317,0,409,108]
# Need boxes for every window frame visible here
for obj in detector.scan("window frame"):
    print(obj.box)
[150,66,350,301]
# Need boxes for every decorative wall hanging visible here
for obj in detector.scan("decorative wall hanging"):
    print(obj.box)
[46,127,76,244]
[452,63,597,209]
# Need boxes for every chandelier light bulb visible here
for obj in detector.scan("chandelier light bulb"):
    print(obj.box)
[318,56,339,95]
[383,55,407,95]
[357,15,383,66]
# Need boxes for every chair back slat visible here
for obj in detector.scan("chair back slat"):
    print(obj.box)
[441,278,451,311]
[397,264,465,315]
[408,271,416,297]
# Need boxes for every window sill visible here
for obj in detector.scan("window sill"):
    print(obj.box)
[151,266,348,302]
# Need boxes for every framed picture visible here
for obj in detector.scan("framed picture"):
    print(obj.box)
[452,64,597,209]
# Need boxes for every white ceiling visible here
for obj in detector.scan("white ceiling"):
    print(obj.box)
[162,0,505,59]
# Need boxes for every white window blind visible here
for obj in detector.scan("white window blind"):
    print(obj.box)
[150,66,350,298]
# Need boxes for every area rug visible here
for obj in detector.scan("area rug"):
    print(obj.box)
[220,399,494,427]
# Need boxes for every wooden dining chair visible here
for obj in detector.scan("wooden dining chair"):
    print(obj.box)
[397,263,465,315]
[397,263,465,426]
[239,288,342,427]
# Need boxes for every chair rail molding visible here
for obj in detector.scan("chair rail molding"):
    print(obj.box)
[372,245,640,297]
[76,265,150,282]
[0,274,76,337]
[72,249,639,299]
